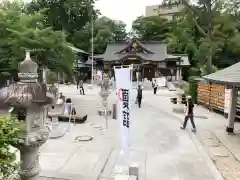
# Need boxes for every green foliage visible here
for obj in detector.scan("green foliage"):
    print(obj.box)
[132,16,170,41]
[46,71,58,84]
[188,76,198,103]
[188,67,201,76]
[25,0,99,33]
[132,0,240,77]
[0,116,22,178]
[70,16,127,54]
[183,81,189,95]
[0,1,76,80]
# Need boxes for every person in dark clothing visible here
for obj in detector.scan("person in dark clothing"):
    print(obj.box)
[180,96,196,132]
[79,80,85,95]
[137,85,143,108]
[76,80,79,89]
[153,79,157,94]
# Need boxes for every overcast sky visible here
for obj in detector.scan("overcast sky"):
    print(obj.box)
[95,0,163,31]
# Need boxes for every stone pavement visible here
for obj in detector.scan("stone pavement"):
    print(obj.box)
[144,92,240,180]
[40,84,220,180]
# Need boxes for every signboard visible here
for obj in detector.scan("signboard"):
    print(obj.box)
[224,88,232,114]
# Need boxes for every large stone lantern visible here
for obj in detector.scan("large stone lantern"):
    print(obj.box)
[1,51,54,180]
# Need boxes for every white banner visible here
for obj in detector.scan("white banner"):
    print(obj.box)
[224,88,232,114]
[114,67,132,153]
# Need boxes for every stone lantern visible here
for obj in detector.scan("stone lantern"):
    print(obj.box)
[1,51,54,180]
[98,73,111,127]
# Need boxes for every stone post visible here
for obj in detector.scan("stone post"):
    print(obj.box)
[3,51,54,180]
[226,86,237,133]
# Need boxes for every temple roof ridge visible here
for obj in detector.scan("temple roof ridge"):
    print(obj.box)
[107,40,166,45]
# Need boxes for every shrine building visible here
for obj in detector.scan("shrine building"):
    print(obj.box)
[88,38,190,81]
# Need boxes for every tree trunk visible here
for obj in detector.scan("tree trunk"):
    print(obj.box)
[207,0,213,74]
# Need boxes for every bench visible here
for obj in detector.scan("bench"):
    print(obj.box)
[58,114,87,124]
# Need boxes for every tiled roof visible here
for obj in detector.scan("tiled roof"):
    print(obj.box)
[203,62,240,85]
[103,43,168,61]
[166,54,190,66]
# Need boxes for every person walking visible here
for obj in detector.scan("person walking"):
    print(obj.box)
[180,96,196,132]
[136,85,143,108]
[79,80,85,95]
[153,79,158,94]
[76,79,79,89]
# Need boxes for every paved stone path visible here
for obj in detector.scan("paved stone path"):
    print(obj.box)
[40,84,218,180]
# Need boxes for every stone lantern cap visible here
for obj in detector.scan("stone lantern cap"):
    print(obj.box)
[18,51,38,83]
[0,51,54,108]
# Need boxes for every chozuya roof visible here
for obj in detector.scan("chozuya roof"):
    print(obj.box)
[103,39,169,61]
[204,61,240,85]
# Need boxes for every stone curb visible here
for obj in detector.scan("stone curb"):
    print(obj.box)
[40,171,86,180]
[168,111,225,180]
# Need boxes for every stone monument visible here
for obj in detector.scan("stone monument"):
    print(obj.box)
[0,51,54,180]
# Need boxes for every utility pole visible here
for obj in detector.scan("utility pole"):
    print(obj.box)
[91,14,94,87]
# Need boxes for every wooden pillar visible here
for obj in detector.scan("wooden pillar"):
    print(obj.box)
[226,86,237,133]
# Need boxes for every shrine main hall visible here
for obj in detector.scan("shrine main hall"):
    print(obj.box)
[89,38,190,81]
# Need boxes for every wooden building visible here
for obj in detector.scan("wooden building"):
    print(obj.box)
[88,39,190,81]
[200,61,240,133]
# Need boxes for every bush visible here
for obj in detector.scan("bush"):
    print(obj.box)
[188,76,198,104]
[46,71,58,84]
[188,67,201,76]
[183,81,189,95]
[0,116,22,178]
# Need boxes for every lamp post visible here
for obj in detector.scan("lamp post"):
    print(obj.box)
[88,13,94,89]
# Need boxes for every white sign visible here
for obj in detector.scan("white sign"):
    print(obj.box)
[224,88,232,114]
[114,67,132,153]
[156,77,166,87]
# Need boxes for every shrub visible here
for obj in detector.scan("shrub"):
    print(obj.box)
[0,116,22,178]
[46,71,58,84]
[188,67,201,76]
[183,81,189,95]
[188,76,198,103]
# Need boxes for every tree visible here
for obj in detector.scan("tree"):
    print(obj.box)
[131,1,240,77]
[0,1,75,81]
[25,0,100,50]
[180,0,224,74]
[25,0,98,33]
[92,17,127,54]
[132,16,170,41]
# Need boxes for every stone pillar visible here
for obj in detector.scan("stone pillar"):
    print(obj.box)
[177,67,182,81]
[18,146,41,180]
[226,86,237,133]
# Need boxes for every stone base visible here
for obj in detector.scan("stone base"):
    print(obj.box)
[88,84,93,89]
[98,110,112,116]
[129,164,139,179]
[226,126,234,133]
[49,125,67,139]
[172,104,185,113]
